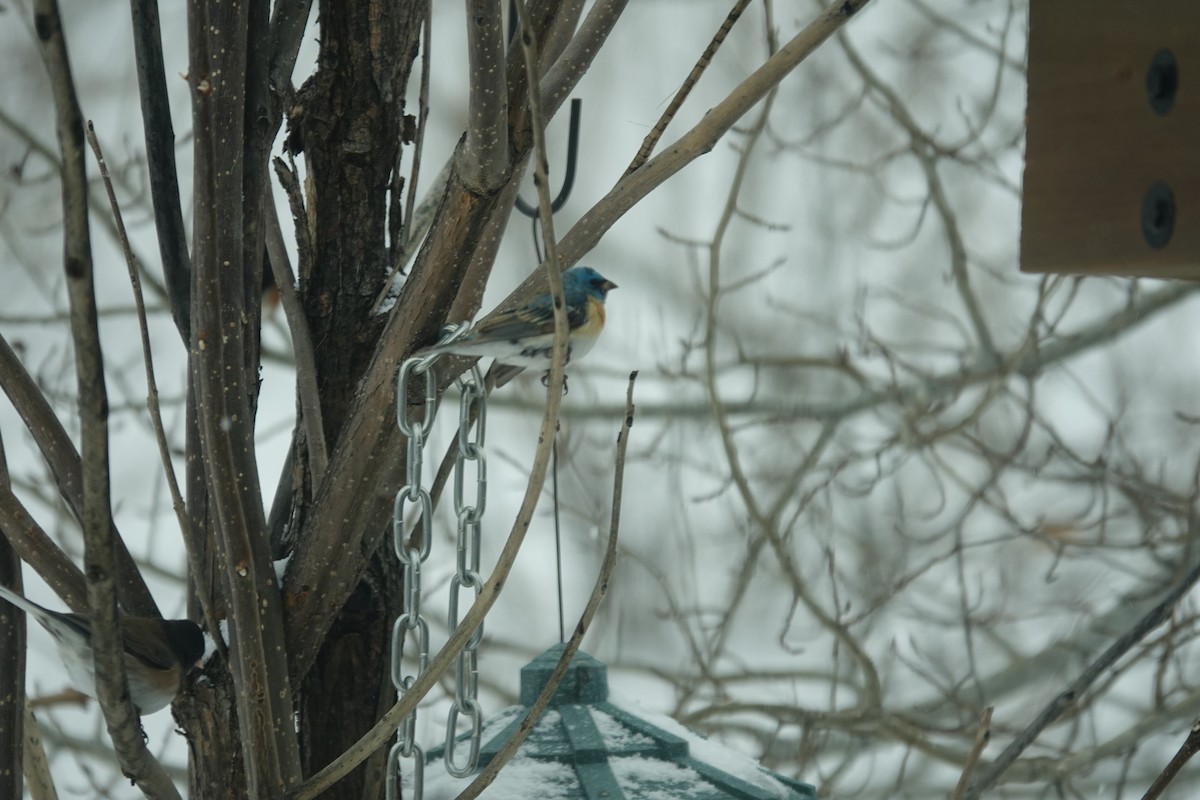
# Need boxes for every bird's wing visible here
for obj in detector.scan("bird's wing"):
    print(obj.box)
[120,618,179,671]
[467,295,587,343]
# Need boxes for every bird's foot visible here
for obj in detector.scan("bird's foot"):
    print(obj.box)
[540,371,570,395]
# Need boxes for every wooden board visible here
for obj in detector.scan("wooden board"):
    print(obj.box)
[1021,1,1200,277]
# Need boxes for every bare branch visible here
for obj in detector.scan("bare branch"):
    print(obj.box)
[514,0,571,348]
[836,31,1000,363]
[1140,720,1200,800]
[461,0,509,191]
[269,159,329,484]
[268,0,315,95]
[538,0,585,73]
[905,0,1025,73]
[696,6,882,712]
[520,0,875,295]
[951,707,993,800]
[0,486,87,611]
[964,550,1200,799]
[625,0,753,175]
[187,0,302,790]
[0,334,154,614]
[540,0,630,115]
[33,1,177,795]
[129,0,192,341]
[0,107,171,307]
[21,702,57,800]
[0,432,26,800]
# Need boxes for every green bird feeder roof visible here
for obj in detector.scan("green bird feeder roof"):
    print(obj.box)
[420,645,816,800]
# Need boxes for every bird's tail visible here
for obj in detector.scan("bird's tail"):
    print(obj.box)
[0,584,48,618]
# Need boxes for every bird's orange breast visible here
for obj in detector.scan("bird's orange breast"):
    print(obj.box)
[575,296,606,338]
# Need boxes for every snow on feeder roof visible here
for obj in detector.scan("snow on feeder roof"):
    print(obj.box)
[418,644,816,799]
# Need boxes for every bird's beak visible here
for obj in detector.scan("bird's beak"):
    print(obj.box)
[601,279,618,292]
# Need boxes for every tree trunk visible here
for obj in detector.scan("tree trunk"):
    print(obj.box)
[288,3,425,797]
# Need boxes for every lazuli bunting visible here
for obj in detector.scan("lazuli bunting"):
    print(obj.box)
[0,585,205,714]
[426,266,617,368]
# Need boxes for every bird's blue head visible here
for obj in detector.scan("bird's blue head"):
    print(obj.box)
[565,266,618,302]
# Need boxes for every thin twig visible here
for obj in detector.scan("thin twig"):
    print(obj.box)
[964,551,1200,799]
[0,305,169,324]
[699,0,881,711]
[0,107,171,309]
[85,122,223,651]
[557,0,873,271]
[836,31,1000,364]
[625,0,753,175]
[951,707,992,800]
[905,0,1024,73]
[456,371,637,800]
[1140,719,1200,800]
[496,0,874,314]
[514,0,571,309]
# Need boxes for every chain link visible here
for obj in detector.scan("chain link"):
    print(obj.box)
[388,353,436,800]
[386,741,422,800]
[387,325,486,800]
[444,364,487,777]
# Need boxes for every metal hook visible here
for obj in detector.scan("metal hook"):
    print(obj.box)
[514,98,582,218]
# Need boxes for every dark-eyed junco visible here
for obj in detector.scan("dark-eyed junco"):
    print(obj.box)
[0,585,205,714]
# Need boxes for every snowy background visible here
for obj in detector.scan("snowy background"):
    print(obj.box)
[3,0,1200,797]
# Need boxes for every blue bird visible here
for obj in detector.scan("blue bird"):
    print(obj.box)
[427,266,617,369]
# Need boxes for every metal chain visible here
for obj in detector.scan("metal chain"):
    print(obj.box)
[444,364,487,776]
[387,324,487,800]
[387,352,436,800]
